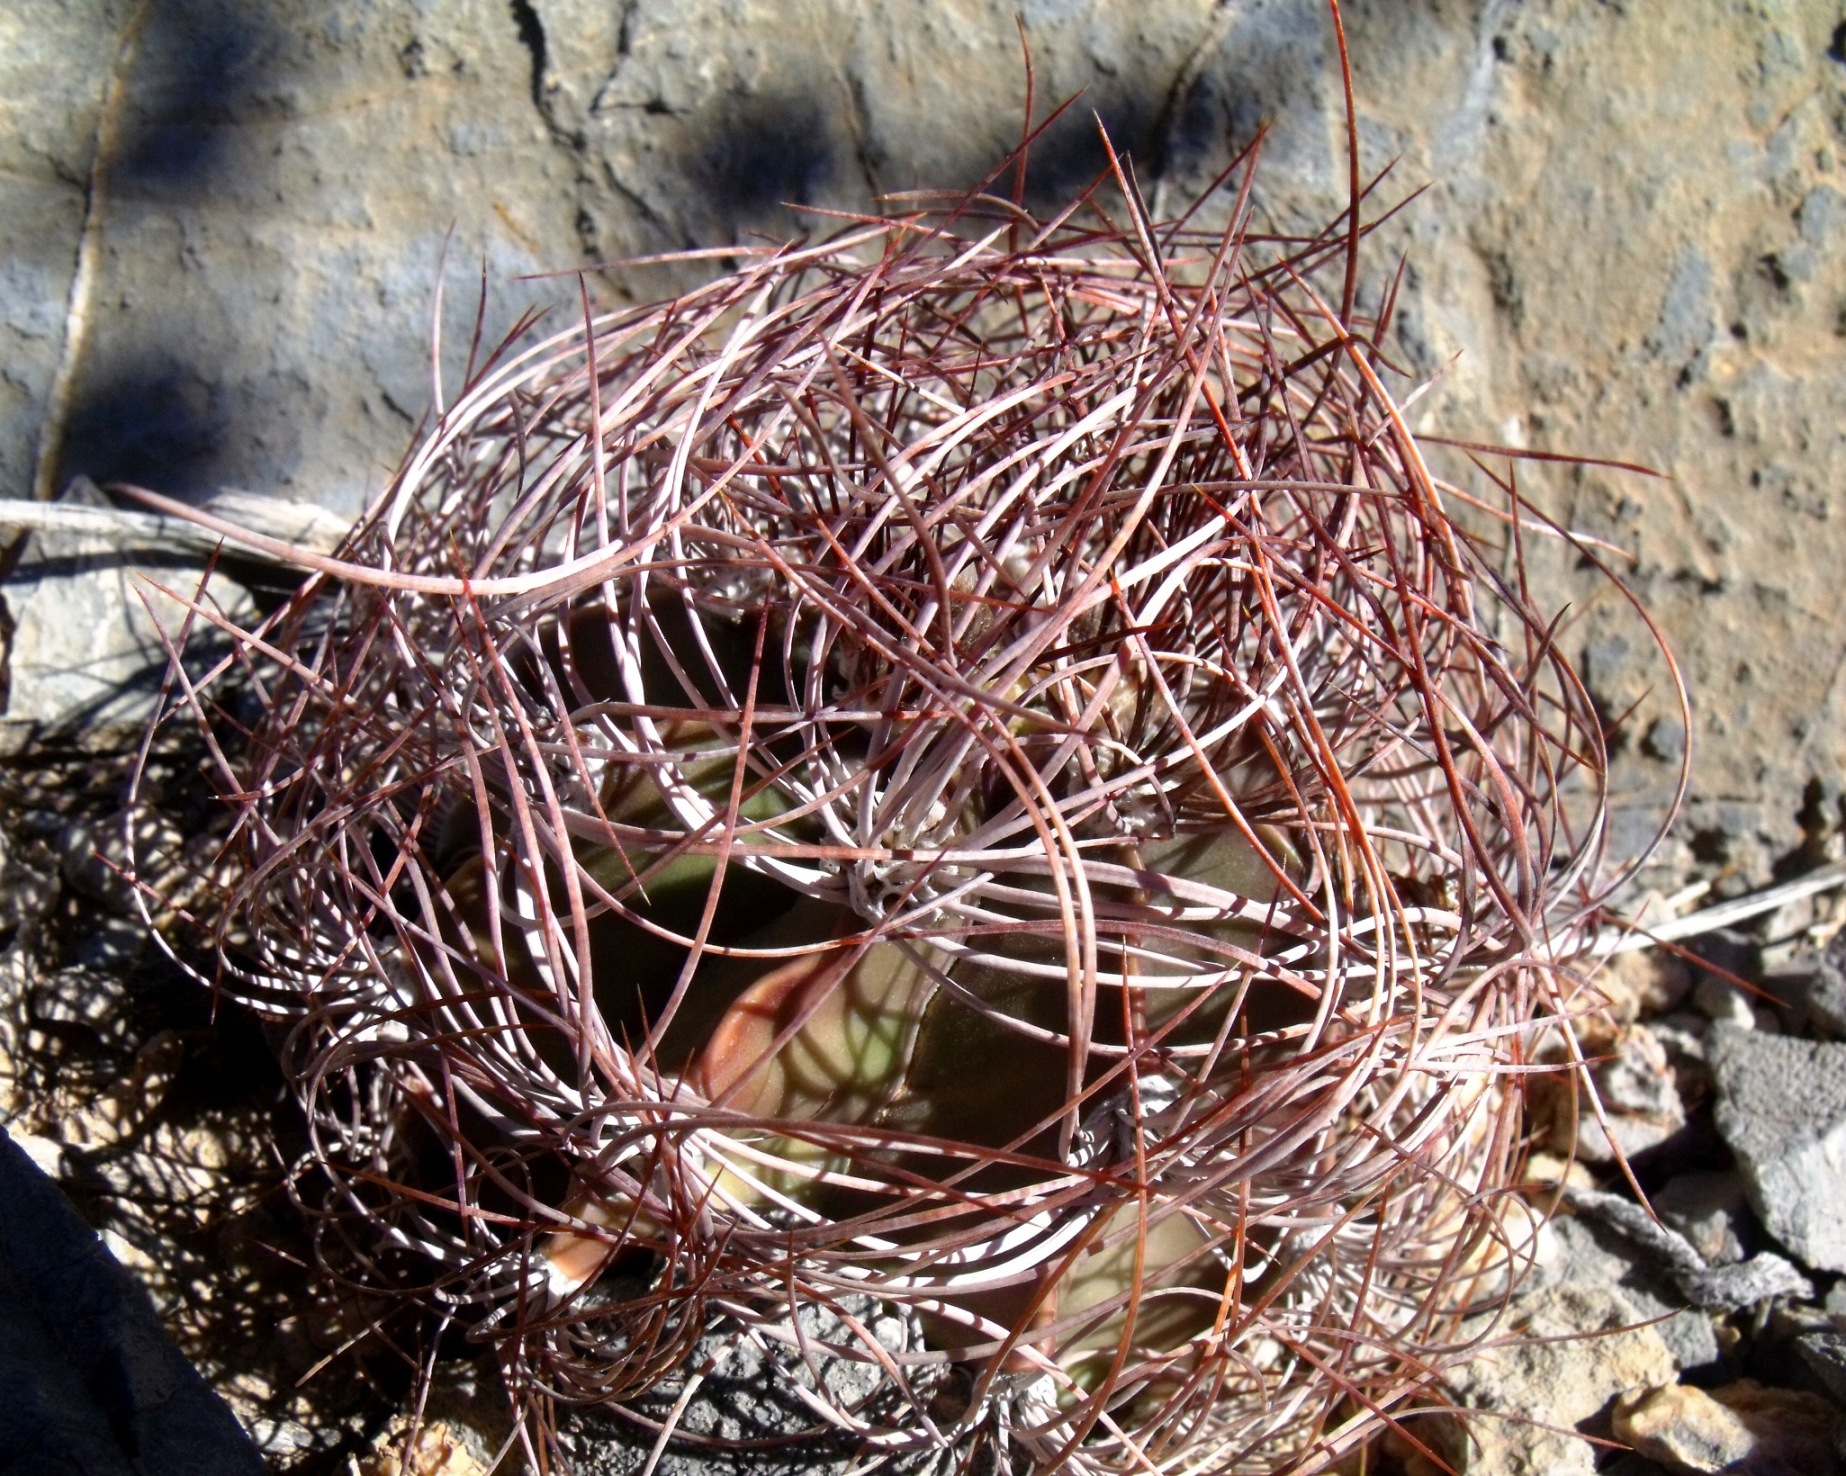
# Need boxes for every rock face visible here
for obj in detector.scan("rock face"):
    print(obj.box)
[0,1124,265,1474]
[1709,1025,1846,1273]
[2,1,1845,876]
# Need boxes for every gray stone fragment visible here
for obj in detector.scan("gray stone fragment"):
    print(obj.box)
[1655,1171,1749,1266]
[0,1124,265,1474]
[1758,958,1824,1034]
[1797,1331,1846,1407]
[1709,1027,1846,1274]
[1569,1025,1688,1163]
[1567,1187,1812,1312]
[1694,975,1759,1031]
[1808,932,1846,1041]
[1544,1212,1720,1376]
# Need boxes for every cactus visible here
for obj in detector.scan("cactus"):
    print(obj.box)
[123,25,1673,1468]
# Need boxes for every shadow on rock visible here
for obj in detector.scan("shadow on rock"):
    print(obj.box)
[112,0,291,206]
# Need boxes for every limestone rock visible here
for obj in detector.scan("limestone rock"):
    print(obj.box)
[1436,1277,1678,1476]
[1613,1380,1839,1476]
[1709,1026,1846,1273]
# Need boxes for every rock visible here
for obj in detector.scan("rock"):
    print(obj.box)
[1709,1027,1846,1273]
[1653,1014,1712,1061]
[355,1419,490,1476]
[561,1307,932,1476]
[1572,1025,1688,1163]
[0,823,59,936]
[55,806,186,915]
[1422,1208,1731,1474]
[0,480,262,749]
[0,1124,265,1474]
[1796,1330,1846,1406]
[1567,1187,1811,1313]
[1756,958,1824,1034]
[1614,1380,1839,1476]
[1536,1021,1689,1164]
[1650,1013,1718,1108]
[1810,932,1846,1040]
[1548,1212,1722,1376]
[1690,931,1767,1030]
[1614,1384,1754,1472]
[1654,1171,1750,1267]
[1694,973,1763,1030]
[1435,1275,1679,1476]
[1598,947,1695,1025]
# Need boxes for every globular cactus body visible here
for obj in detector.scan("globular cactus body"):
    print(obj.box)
[127,114,1667,1474]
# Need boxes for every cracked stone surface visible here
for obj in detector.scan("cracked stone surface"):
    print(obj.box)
[5,0,1846,877]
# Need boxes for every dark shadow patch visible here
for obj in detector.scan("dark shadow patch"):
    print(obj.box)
[111,0,290,205]
[0,743,401,1475]
[683,89,845,239]
[56,353,226,502]
[1156,4,1334,207]
[1015,91,1164,213]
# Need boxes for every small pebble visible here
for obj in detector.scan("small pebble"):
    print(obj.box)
[1654,1170,1748,1267]
[1564,1024,1687,1163]
[1694,972,1758,1029]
